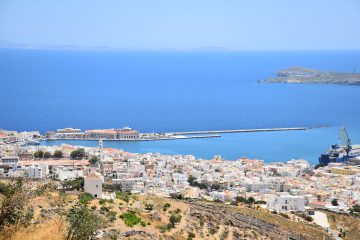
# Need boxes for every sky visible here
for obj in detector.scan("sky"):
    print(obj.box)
[0,0,359,50]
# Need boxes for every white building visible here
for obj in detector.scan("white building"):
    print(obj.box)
[266,194,305,212]
[26,164,49,179]
[112,177,144,192]
[209,190,237,202]
[84,172,103,198]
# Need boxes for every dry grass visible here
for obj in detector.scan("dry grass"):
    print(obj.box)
[0,218,66,240]
[327,212,360,240]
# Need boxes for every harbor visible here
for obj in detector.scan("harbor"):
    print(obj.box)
[42,126,320,142]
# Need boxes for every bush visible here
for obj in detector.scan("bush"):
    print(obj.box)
[163,203,171,212]
[115,191,131,203]
[169,213,182,227]
[120,211,142,227]
[100,206,110,213]
[107,211,117,223]
[188,232,195,240]
[140,221,147,227]
[305,215,313,222]
[79,192,94,205]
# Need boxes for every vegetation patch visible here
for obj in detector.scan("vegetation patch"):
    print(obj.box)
[120,211,142,227]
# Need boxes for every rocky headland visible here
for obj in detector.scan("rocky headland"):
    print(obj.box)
[260,67,360,85]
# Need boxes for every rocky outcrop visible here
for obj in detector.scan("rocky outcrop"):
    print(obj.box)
[120,230,158,240]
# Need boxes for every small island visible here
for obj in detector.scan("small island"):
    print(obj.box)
[260,67,360,85]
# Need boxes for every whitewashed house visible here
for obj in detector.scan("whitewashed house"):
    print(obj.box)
[267,194,305,212]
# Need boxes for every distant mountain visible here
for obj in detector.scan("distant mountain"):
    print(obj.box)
[0,40,114,51]
[0,40,233,52]
[189,46,232,52]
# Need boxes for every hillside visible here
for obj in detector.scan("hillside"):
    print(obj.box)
[260,67,360,85]
[0,179,337,240]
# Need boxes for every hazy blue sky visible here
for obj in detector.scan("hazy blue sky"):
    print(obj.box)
[0,0,359,50]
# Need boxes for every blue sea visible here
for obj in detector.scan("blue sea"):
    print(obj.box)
[1,49,360,164]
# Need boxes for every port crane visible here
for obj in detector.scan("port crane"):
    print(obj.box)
[340,127,352,158]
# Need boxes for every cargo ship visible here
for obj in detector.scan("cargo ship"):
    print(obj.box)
[319,128,360,165]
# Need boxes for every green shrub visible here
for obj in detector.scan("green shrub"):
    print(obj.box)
[120,211,142,227]
[163,203,171,212]
[100,206,110,213]
[107,211,117,222]
[188,232,195,240]
[78,192,94,205]
[115,191,131,203]
[169,213,182,228]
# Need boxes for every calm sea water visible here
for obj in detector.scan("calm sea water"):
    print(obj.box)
[1,49,360,164]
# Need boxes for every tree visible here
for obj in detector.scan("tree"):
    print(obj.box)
[187,175,196,185]
[70,149,85,160]
[236,196,246,204]
[169,213,182,227]
[43,151,52,158]
[66,204,103,240]
[63,177,84,191]
[54,150,63,159]
[331,199,339,206]
[0,178,34,230]
[34,150,44,158]
[247,197,255,208]
[89,156,99,165]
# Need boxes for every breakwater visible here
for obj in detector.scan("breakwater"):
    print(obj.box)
[169,127,311,135]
